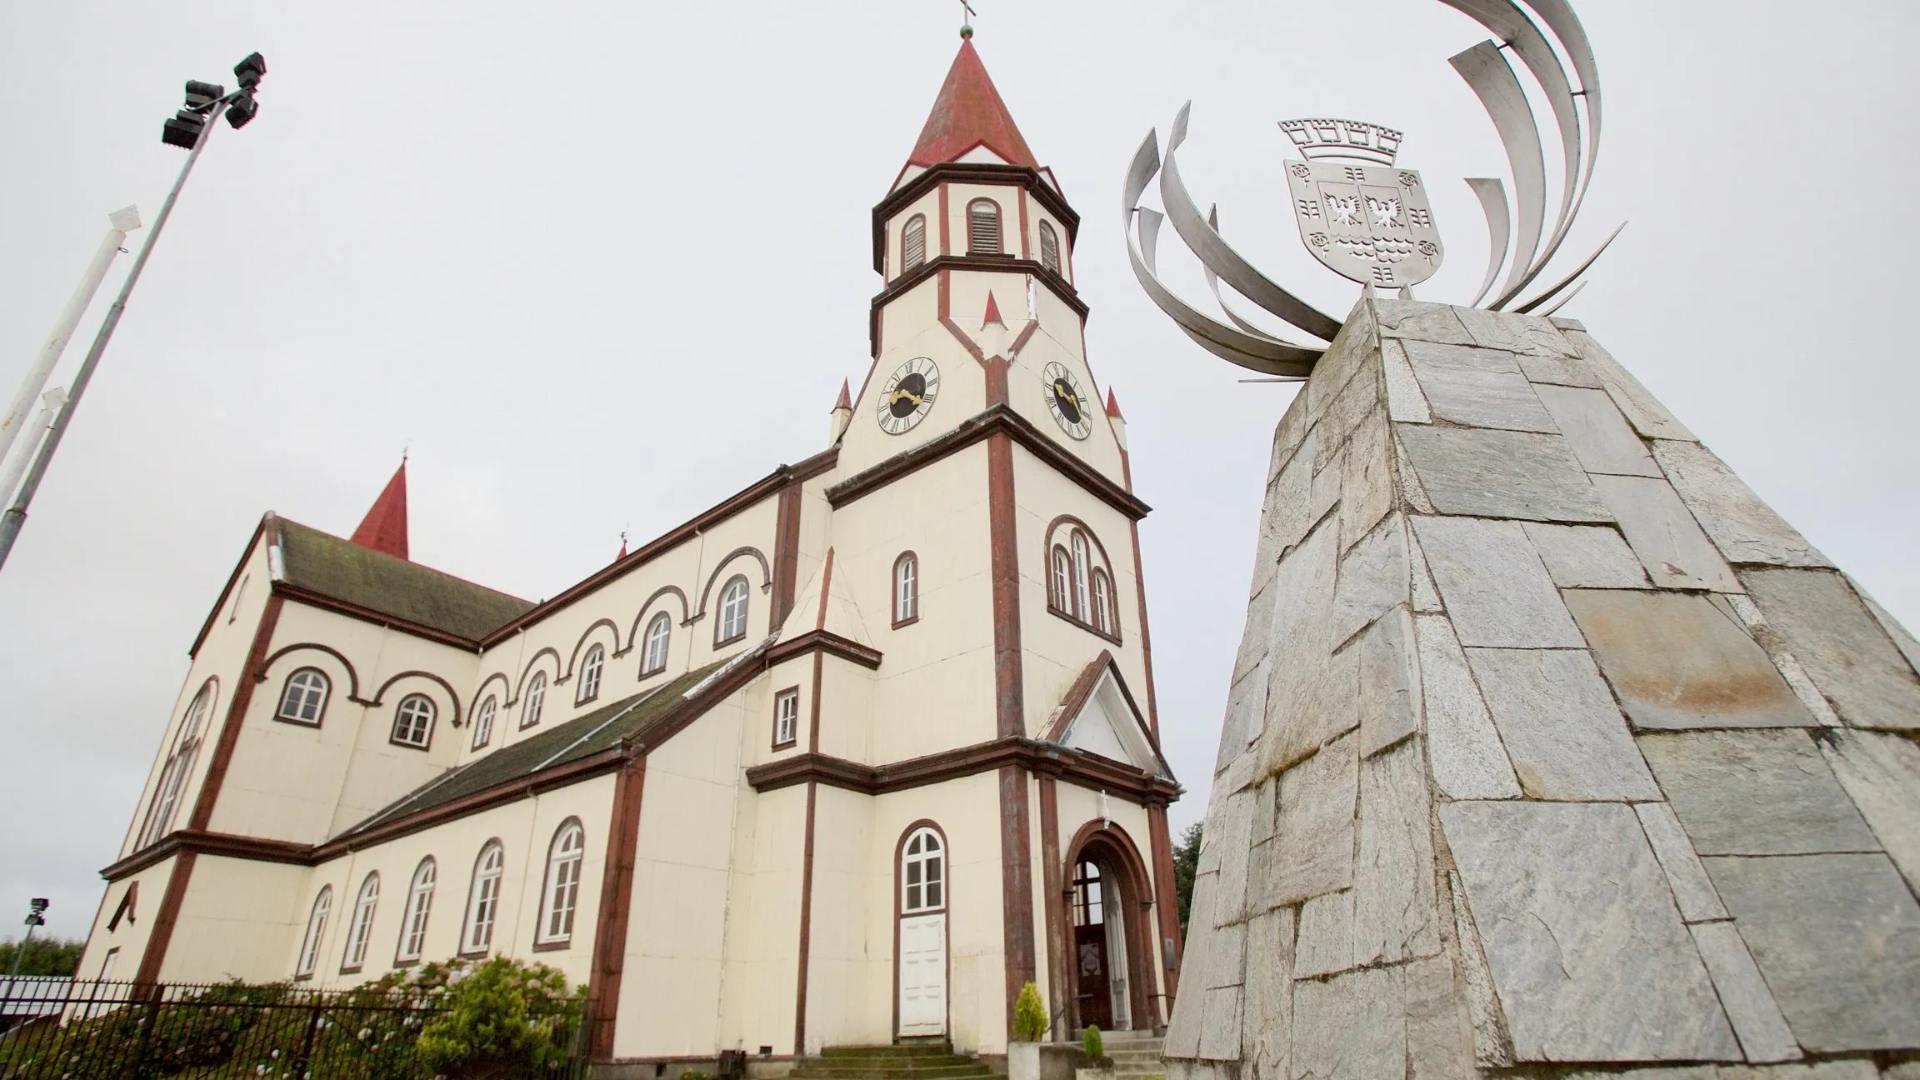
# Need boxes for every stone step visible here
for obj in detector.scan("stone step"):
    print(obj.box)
[820,1045,957,1058]
[792,1065,990,1080]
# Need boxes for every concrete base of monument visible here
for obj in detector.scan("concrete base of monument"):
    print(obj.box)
[1161,299,1920,1080]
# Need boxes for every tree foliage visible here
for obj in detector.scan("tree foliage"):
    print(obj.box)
[0,936,84,977]
[1172,821,1203,934]
[1012,980,1048,1043]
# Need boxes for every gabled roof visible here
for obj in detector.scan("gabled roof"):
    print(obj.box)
[1041,651,1173,780]
[273,516,533,644]
[905,40,1037,170]
[350,462,410,560]
[337,659,729,839]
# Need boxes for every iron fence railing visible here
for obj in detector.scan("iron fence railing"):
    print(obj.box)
[0,976,586,1079]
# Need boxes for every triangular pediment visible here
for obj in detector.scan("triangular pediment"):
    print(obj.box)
[1045,655,1169,779]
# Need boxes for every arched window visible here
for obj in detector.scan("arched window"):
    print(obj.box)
[342,872,380,971]
[1071,532,1093,620]
[390,694,436,749]
[137,682,215,849]
[901,827,945,914]
[471,695,497,750]
[396,858,436,963]
[903,214,927,272]
[894,552,919,626]
[967,199,1002,255]
[538,821,586,945]
[1039,220,1061,275]
[295,886,332,978]
[461,842,505,955]
[641,612,672,677]
[577,644,605,704]
[1052,547,1075,617]
[276,668,329,726]
[520,672,547,729]
[1092,570,1114,636]
[716,576,750,645]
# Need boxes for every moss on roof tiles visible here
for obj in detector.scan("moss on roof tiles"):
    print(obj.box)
[275,517,533,642]
[338,659,729,839]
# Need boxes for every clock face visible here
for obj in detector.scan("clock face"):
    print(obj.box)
[877,357,940,435]
[1043,362,1092,440]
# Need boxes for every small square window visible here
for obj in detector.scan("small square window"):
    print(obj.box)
[772,688,800,750]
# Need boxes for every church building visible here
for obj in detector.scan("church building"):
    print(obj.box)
[78,37,1185,1065]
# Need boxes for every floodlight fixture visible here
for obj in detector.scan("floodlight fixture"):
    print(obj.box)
[225,93,258,129]
[234,52,267,89]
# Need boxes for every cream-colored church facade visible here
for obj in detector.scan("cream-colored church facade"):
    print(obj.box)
[78,40,1185,1066]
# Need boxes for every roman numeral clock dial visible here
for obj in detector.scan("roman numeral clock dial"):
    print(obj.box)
[1043,362,1092,440]
[877,357,940,435]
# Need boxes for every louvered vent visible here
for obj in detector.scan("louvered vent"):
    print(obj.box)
[967,199,1001,255]
[903,215,926,272]
[1039,221,1061,274]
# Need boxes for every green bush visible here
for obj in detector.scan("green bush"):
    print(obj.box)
[413,956,584,1080]
[1012,981,1047,1043]
[1082,1024,1103,1062]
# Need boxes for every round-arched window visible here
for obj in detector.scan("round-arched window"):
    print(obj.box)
[391,694,435,749]
[901,827,945,914]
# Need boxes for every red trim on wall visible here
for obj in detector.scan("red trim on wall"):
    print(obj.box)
[1148,804,1183,1009]
[998,764,1036,1032]
[187,595,284,832]
[1037,775,1065,1038]
[1017,188,1032,261]
[588,756,647,1060]
[771,483,804,629]
[794,779,818,1053]
[133,852,196,985]
[937,182,951,258]
[987,432,1023,741]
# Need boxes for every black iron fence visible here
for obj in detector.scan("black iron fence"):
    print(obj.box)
[0,976,586,1079]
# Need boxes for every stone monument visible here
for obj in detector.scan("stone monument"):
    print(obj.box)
[1123,3,1920,1077]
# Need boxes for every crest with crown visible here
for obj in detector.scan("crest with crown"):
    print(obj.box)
[1276,117,1442,292]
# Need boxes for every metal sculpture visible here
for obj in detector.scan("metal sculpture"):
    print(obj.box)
[1124,0,1619,378]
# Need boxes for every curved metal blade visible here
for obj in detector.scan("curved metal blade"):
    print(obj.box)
[1535,279,1586,317]
[1121,133,1321,376]
[1451,41,1547,303]
[1513,221,1624,313]
[1161,103,1344,342]
[1465,177,1511,308]
[1204,205,1289,341]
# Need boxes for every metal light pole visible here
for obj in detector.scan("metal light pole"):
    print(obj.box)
[0,209,142,477]
[3,898,49,998]
[0,54,266,575]
[0,388,68,518]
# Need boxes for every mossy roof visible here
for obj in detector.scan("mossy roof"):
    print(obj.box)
[275,517,533,643]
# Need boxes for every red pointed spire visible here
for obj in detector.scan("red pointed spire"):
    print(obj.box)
[1106,388,1124,418]
[982,291,1006,328]
[616,531,629,563]
[834,379,852,411]
[350,460,409,561]
[906,40,1038,169]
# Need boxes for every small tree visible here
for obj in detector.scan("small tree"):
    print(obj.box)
[1082,1024,1104,1063]
[1172,821,1203,934]
[1012,981,1048,1043]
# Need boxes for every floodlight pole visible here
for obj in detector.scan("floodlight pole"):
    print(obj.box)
[0,208,141,479]
[0,100,224,574]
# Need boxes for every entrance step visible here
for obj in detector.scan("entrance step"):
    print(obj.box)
[795,1043,995,1080]
[1088,1031,1164,1080]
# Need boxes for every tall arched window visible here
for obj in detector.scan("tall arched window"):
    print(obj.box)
[520,672,547,729]
[577,644,605,704]
[903,214,927,272]
[390,694,436,749]
[461,842,505,955]
[1071,532,1093,620]
[295,886,331,978]
[967,199,1002,255]
[1039,220,1061,275]
[894,552,919,626]
[641,612,672,677]
[396,858,436,963]
[1052,547,1075,618]
[901,827,945,913]
[538,821,586,945]
[137,681,215,849]
[1092,570,1114,636]
[341,873,380,972]
[471,695,497,750]
[716,576,750,645]
[276,668,329,726]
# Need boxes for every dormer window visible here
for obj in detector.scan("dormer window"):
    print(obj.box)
[1039,220,1061,274]
[967,199,1002,255]
[903,214,927,272]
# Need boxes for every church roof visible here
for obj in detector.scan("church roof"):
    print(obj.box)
[338,659,730,839]
[350,462,410,560]
[274,516,533,644]
[905,40,1037,169]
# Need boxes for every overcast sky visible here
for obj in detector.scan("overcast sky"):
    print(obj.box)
[2,0,1915,947]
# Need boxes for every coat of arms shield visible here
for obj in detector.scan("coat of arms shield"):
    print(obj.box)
[1285,160,1443,289]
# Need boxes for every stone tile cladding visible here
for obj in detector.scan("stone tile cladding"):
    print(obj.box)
[1162,301,1920,1080]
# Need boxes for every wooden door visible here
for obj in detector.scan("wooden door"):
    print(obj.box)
[1074,923,1113,1029]
[899,913,947,1036]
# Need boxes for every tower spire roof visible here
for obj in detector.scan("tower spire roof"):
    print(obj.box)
[350,460,410,561]
[905,39,1037,169]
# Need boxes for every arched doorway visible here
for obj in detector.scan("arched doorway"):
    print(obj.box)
[1063,824,1157,1033]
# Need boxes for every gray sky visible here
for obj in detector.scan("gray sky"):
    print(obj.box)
[2,0,1915,945]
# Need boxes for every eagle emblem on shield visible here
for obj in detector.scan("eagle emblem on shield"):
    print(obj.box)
[1280,118,1443,290]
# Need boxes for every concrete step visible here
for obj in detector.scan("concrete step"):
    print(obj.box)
[793,1066,991,1080]
[819,1045,958,1058]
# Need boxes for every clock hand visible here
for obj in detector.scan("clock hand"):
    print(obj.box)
[890,388,924,407]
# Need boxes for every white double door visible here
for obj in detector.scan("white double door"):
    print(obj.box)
[898,913,947,1036]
